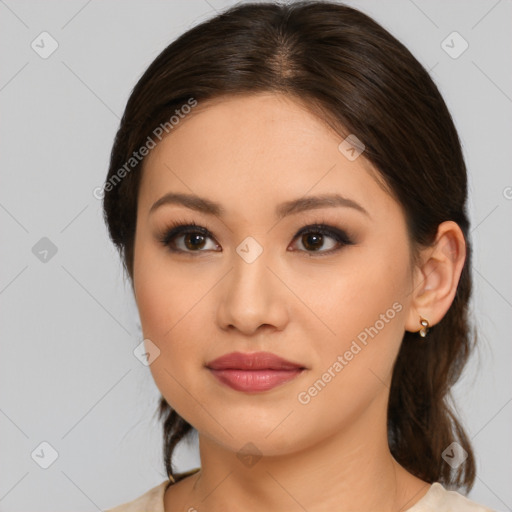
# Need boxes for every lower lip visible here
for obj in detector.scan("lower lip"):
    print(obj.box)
[208,368,304,392]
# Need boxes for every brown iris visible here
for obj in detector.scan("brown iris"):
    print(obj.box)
[301,233,324,251]
[184,233,207,250]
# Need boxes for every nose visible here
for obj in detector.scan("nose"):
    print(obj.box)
[216,247,290,336]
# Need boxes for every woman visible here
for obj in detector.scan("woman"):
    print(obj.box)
[102,1,494,510]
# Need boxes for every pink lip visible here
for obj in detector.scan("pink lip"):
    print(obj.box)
[206,351,306,392]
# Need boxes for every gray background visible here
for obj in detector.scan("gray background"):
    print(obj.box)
[0,0,511,510]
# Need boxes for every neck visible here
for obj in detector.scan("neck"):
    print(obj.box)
[179,392,430,512]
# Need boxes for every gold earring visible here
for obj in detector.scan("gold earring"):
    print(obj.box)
[419,317,429,338]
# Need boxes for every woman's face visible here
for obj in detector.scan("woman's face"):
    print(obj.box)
[133,92,417,456]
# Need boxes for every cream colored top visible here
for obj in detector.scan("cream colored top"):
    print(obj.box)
[104,468,496,512]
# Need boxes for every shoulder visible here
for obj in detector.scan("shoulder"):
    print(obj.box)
[103,480,168,512]
[406,482,497,512]
[103,468,201,512]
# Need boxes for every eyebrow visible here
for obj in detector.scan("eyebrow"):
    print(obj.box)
[149,192,369,219]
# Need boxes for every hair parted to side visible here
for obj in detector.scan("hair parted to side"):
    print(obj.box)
[103,1,476,491]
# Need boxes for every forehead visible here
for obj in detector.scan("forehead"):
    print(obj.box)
[138,92,392,218]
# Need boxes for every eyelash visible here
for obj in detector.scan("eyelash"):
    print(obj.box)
[157,218,355,257]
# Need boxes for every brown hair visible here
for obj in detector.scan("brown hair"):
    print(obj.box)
[102,1,476,491]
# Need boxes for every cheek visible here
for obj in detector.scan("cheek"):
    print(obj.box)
[133,261,169,341]
[308,251,409,344]
[133,236,199,339]
[303,246,411,405]
[133,242,215,412]
[291,261,408,438]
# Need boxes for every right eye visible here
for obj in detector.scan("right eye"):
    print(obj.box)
[158,221,221,254]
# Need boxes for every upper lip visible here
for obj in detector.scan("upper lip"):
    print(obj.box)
[206,351,305,371]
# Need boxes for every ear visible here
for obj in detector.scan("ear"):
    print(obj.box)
[405,221,467,334]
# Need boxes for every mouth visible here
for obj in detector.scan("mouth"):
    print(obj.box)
[205,351,306,392]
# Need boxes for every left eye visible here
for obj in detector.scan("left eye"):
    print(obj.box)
[289,224,353,254]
